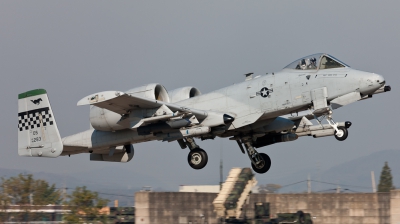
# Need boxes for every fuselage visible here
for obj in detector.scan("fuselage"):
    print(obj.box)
[178,67,384,121]
[62,54,386,153]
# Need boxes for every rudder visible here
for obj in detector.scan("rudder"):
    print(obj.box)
[18,89,63,157]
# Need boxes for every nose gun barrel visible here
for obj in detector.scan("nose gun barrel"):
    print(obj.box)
[372,85,391,95]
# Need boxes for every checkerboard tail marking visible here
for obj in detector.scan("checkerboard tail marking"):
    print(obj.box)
[18,107,54,132]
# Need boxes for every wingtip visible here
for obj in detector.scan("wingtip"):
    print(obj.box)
[77,97,89,106]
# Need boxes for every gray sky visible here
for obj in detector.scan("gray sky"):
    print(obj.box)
[1,1,399,190]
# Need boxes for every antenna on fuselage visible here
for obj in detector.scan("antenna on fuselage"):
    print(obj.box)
[244,73,253,81]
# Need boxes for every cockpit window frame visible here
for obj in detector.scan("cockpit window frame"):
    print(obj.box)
[283,53,350,71]
[325,55,350,68]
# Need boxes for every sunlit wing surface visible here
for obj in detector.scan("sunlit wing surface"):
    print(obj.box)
[77,91,208,119]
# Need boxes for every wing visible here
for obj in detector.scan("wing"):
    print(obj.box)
[78,91,207,117]
[77,91,234,129]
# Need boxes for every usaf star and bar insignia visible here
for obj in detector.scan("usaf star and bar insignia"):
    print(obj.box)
[256,87,273,98]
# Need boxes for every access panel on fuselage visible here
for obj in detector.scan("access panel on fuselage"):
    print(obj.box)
[289,72,314,108]
[273,74,292,111]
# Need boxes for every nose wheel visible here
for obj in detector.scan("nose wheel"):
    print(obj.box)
[313,107,350,141]
[188,148,208,170]
[334,126,348,141]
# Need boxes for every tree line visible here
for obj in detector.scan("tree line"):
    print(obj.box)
[0,174,108,223]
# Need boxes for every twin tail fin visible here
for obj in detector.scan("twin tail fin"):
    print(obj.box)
[18,89,63,157]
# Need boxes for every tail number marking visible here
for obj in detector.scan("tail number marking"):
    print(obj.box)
[31,137,42,143]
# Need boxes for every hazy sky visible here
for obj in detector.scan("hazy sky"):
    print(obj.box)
[1,1,399,191]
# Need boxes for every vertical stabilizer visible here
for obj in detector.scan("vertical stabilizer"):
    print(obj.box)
[18,89,63,157]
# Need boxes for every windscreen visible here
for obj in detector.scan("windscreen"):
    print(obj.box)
[284,53,323,70]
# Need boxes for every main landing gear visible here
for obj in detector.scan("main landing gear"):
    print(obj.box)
[179,137,208,170]
[188,149,208,170]
[237,139,271,174]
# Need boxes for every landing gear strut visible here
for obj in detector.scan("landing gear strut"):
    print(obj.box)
[242,140,271,174]
[326,114,349,141]
[182,137,208,170]
[314,107,350,141]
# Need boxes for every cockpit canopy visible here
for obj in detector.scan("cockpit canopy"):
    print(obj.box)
[284,53,349,70]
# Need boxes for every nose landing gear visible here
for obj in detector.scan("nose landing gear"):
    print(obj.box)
[314,107,350,141]
[326,113,349,141]
[334,126,348,141]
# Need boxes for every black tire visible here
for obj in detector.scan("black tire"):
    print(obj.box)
[251,153,271,174]
[334,127,348,141]
[124,144,134,155]
[188,148,208,170]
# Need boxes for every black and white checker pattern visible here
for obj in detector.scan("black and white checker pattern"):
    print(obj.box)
[18,107,54,131]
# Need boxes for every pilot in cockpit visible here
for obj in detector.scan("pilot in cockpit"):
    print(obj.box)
[295,59,307,70]
[309,57,317,69]
[296,57,317,70]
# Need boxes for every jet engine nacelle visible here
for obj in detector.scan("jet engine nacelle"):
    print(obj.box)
[90,145,134,162]
[168,86,201,103]
[90,84,170,131]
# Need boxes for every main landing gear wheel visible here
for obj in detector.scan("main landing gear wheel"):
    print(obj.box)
[251,153,271,174]
[188,148,208,170]
[334,127,348,141]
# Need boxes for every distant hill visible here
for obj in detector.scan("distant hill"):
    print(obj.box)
[317,149,400,192]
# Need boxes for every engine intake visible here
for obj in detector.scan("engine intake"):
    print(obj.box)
[169,86,201,103]
[90,84,170,131]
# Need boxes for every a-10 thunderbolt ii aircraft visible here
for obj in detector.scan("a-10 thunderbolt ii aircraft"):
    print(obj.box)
[18,53,391,174]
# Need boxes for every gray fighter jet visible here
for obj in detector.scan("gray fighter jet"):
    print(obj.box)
[17,53,391,174]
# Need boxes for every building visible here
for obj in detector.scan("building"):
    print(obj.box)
[135,190,400,224]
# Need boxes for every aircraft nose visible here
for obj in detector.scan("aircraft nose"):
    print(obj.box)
[375,74,385,86]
